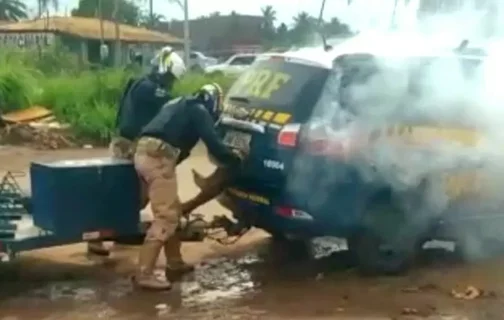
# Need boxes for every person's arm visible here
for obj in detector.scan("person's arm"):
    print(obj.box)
[192,104,242,167]
[114,78,136,129]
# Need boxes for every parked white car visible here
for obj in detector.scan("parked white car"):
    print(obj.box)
[175,50,218,71]
[204,53,258,76]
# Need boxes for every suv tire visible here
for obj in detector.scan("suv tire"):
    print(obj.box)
[348,197,421,275]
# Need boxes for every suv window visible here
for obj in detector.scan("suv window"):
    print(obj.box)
[331,53,484,124]
[226,57,330,121]
[229,56,256,65]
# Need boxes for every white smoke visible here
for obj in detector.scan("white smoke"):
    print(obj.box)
[287,0,504,258]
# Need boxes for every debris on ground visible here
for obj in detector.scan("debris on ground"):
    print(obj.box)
[402,283,439,293]
[155,303,171,316]
[0,106,75,149]
[450,286,497,300]
[401,307,419,315]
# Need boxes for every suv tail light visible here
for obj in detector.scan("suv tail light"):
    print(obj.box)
[305,137,347,157]
[305,129,366,159]
[277,124,301,147]
[275,206,313,220]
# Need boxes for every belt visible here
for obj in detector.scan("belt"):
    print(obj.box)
[136,136,180,159]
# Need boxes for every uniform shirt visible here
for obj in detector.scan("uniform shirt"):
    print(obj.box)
[141,97,241,167]
[115,76,171,140]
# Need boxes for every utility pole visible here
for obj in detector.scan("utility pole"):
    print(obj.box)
[168,0,190,66]
[113,0,121,66]
[183,0,190,67]
[149,0,154,27]
[390,0,399,29]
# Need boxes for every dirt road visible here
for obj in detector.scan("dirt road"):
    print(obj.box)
[0,146,503,320]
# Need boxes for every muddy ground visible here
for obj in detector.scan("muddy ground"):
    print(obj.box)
[0,145,503,320]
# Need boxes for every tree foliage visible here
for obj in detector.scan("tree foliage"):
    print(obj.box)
[71,0,140,25]
[260,7,352,49]
[0,0,28,21]
[37,0,59,16]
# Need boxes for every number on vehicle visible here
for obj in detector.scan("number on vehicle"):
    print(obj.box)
[263,159,284,170]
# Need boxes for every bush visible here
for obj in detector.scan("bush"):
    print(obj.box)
[0,51,238,143]
[0,57,41,112]
[35,69,131,141]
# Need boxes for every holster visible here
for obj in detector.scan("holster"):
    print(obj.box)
[136,137,180,159]
[110,136,136,160]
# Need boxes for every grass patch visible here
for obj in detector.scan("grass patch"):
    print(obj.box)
[0,50,237,143]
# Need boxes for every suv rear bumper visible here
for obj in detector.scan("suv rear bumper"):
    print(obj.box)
[216,187,330,238]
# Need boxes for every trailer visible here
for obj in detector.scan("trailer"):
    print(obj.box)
[0,157,145,261]
[0,157,246,262]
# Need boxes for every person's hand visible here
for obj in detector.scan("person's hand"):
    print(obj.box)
[233,148,249,161]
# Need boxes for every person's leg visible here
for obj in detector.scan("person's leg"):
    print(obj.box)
[191,167,228,190]
[133,151,182,290]
[164,227,194,282]
[87,137,135,256]
[181,167,230,215]
[145,161,193,281]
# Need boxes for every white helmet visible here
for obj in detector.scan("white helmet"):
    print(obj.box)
[151,46,187,79]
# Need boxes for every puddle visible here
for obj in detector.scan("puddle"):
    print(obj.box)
[181,255,259,306]
[0,239,486,319]
[0,254,263,318]
[312,237,348,258]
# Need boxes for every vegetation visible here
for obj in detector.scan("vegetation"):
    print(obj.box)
[0,0,27,21]
[0,49,236,143]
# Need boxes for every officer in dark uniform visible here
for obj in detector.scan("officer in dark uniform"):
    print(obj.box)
[132,83,245,290]
[87,49,187,256]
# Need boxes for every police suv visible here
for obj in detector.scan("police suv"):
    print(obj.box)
[211,33,496,274]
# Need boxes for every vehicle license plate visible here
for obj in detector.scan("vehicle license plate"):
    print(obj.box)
[223,131,251,150]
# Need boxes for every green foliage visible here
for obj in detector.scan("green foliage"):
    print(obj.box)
[0,48,237,143]
[259,7,353,49]
[0,53,40,112]
[35,69,131,141]
[0,0,28,21]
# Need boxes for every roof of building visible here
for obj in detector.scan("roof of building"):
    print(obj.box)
[0,16,182,44]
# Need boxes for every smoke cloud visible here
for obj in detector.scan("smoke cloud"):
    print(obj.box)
[287,0,504,259]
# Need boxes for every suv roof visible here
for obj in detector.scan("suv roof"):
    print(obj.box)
[263,33,486,70]
[231,53,259,57]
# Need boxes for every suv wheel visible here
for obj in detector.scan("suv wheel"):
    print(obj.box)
[263,227,312,261]
[348,198,421,275]
[455,225,500,262]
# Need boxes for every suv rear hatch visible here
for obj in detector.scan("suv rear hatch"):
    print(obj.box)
[217,55,330,192]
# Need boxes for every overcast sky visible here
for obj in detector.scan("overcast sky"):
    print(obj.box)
[24,0,399,30]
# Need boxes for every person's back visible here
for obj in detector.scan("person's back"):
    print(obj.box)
[141,97,196,162]
[117,75,170,141]
[141,96,241,167]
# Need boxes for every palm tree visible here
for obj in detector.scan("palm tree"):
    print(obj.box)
[38,0,59,17]
[292,11,313,31]
[260,5,277,45]
[38,0,58,32]
[291,11,316,45]
[261,5,276,28]
[0,0,28,21]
